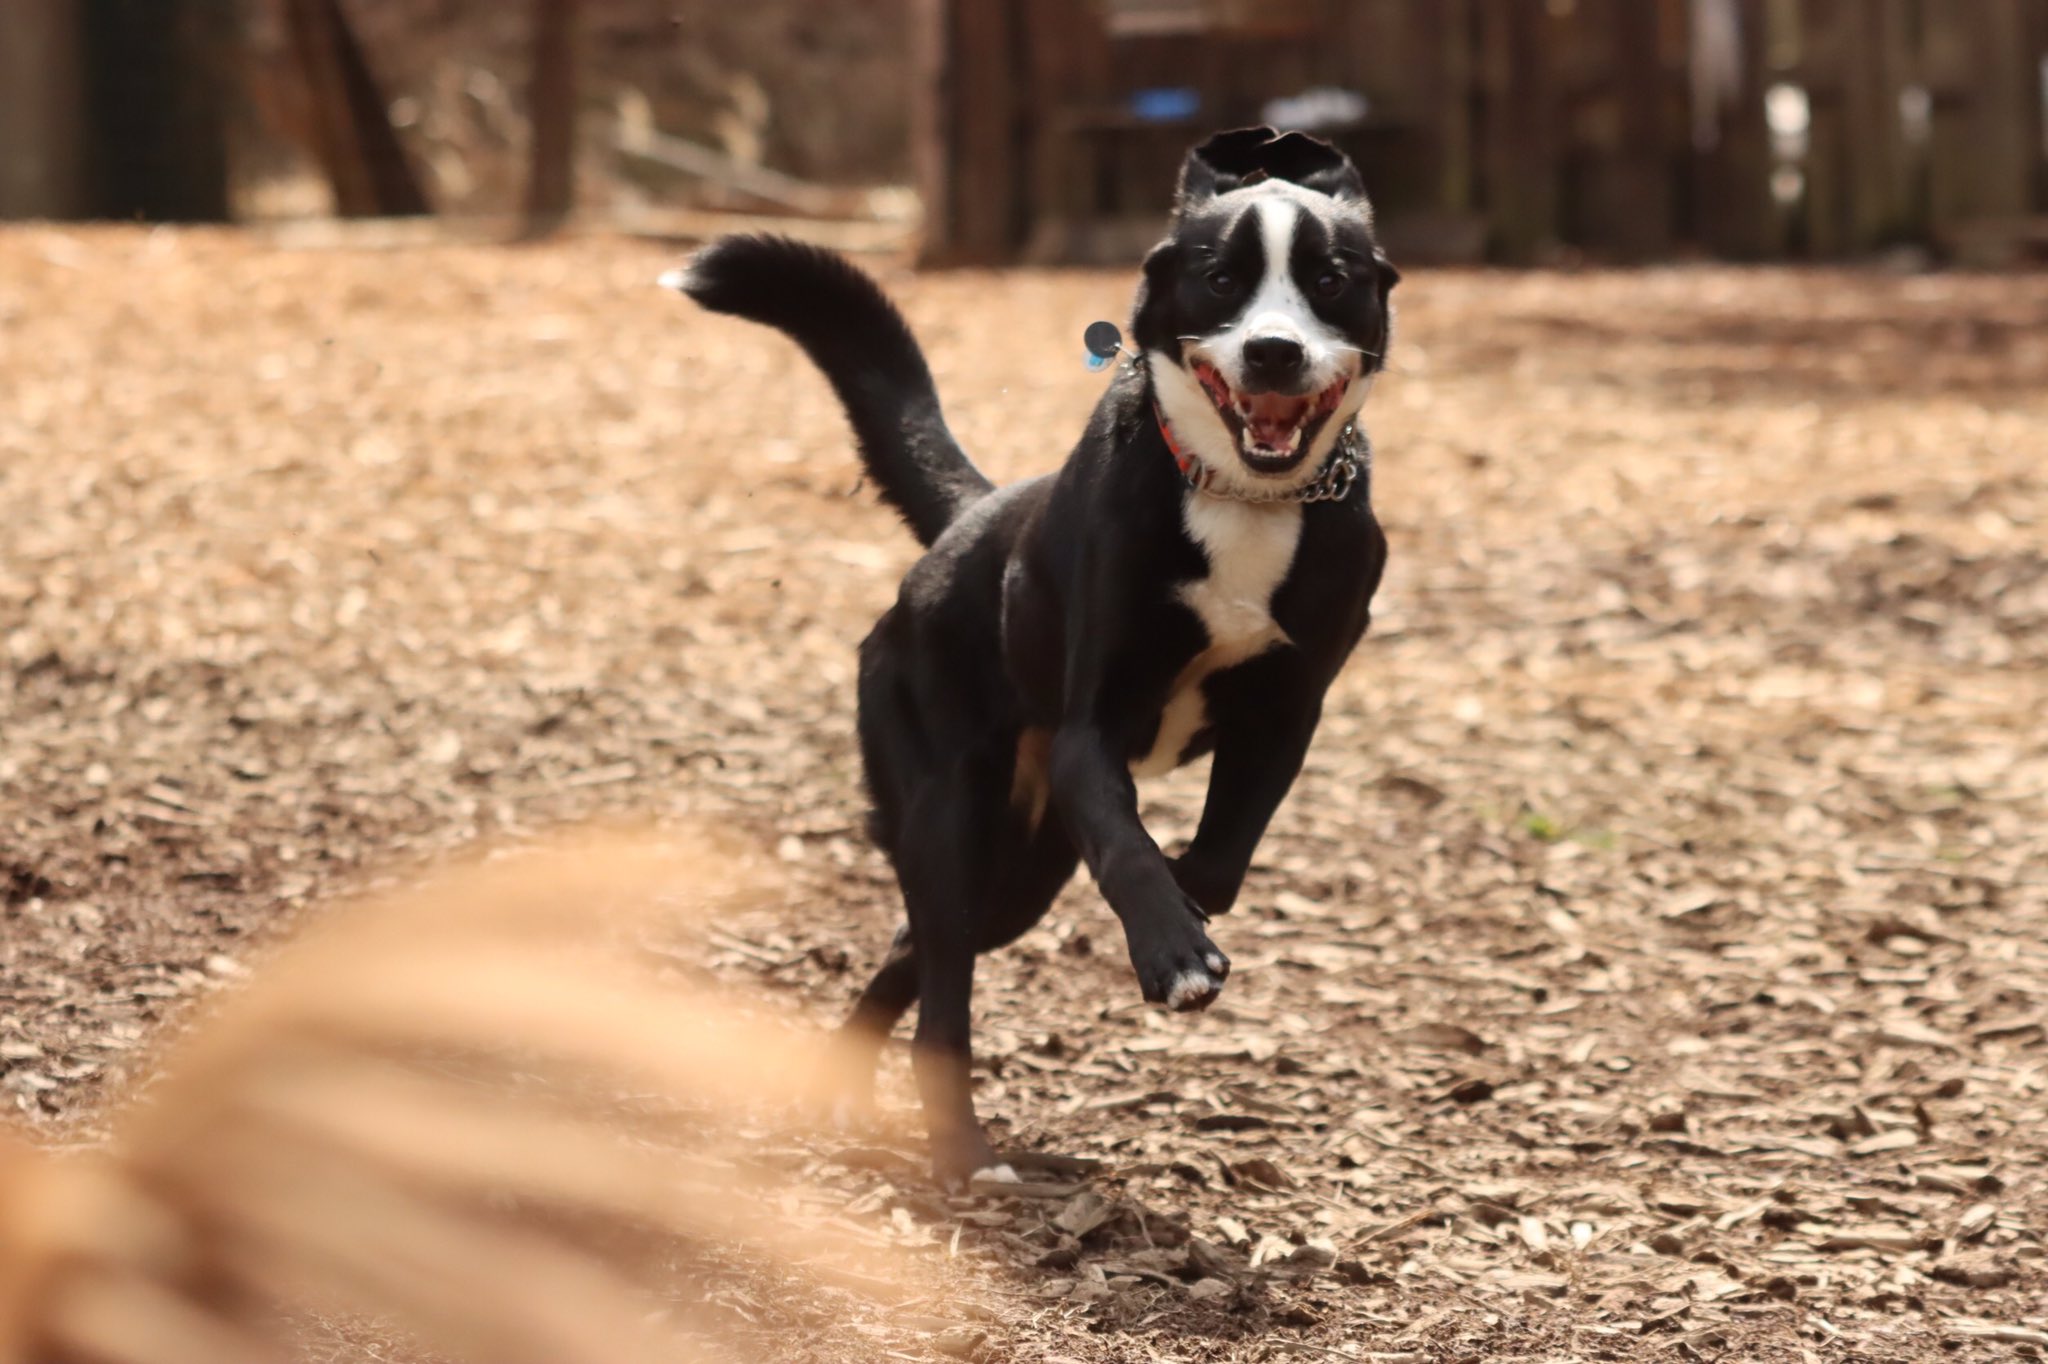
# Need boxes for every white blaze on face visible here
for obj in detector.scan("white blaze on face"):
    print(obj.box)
[1216,189,1356,400]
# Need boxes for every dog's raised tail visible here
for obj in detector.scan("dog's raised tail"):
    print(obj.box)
[666,235,992,547]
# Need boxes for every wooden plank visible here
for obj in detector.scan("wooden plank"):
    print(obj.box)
[1795,0,1850,255]
[1336,0,1473,220]
[281,0,431,218]
[1022,0,1112,261]
[1924,0,2033,246]
[911,0,954,263]
[1691,0,1778,257]
[0,0,88,218]
[1478,0,1559,262]
[1837,0,1917,250]
[1572,0,1678,258]
[521,0,578,233]
[958,0,1021,262]
[1426,0,1477,217]
[917,0,1023,265]
[2031,0,2048,213]
[81,0,233,221]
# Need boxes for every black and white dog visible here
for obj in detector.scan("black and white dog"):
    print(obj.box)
[668,128,1397,1186]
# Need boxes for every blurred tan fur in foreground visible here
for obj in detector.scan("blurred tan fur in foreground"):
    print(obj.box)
[0,829,883,1364]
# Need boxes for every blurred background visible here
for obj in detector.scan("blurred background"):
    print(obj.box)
[4,0,2046,266]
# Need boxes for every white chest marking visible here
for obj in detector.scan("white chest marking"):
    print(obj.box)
[1131,496,1302,776]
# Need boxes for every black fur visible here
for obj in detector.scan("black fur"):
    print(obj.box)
[1176,125,1367,204]
[676,130,1395,1186]
[680,235,993,546]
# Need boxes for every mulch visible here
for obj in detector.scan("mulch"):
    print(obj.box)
[3,225,2046,1363]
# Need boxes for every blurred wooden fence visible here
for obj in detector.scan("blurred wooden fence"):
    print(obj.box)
[920,0,2048,265]
[0,0,569,227]
[0,0,232,221]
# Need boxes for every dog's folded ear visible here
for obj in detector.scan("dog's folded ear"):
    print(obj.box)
[1177,126,1367,209]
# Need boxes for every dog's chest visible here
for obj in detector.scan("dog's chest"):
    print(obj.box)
[1131,497,1302,776]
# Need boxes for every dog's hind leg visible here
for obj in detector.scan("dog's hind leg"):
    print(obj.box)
[910,926,998,1188]
[826,924,918,1124]
[912,797,1082,1186]
[891,756,1019,1188]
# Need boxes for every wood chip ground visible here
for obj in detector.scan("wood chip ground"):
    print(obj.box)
[3,227,2046,1363]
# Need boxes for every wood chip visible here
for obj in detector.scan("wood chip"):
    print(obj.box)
[1847,1128,1918,1156]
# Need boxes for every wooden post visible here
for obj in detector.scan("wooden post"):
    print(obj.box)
[1334,0,1470,215]
[913,0,951,262]
[1429,0,1477,219]
[80,0,233,221]
[1575,0,1679,258]
[1692,0,1777,257]
[0,0,88,218]
[1923,0,2032,245]
[522,0,578,233]
[280,0,431,217]
[2030,1,2048,213]
[1479,0,1558,262]
[1797,0,1848,255]
[915,0,1024,266]
[1022,0,1112,262]
[1839,0,1917,250]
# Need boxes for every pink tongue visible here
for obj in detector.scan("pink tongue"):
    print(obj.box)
[1245,393,1308,448]
[1249,419,1296,447]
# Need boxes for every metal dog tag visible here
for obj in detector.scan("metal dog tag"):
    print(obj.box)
[1083,320,1124,371]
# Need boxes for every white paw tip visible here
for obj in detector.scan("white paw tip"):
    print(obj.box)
[1167,969,1220,1010]
[972,1163,1021,1185]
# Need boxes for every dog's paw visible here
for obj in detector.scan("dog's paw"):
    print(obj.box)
[930,1127,1008,1192]
[1130,910,1231,1013]
[1165,963,1227,1011]
[968,1163,1022,1189]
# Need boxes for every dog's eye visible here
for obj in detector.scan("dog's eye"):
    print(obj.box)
[1205,270,1239,297]
[1314,270,1347,299]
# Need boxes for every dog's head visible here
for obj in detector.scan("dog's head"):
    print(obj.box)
[1132,127,1398,493]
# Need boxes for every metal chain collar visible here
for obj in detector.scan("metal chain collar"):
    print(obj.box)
[1179,423,1371,505]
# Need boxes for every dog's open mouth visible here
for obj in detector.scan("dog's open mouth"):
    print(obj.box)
[1192,361,1347,474]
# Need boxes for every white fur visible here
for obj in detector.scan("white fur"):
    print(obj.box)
[1148,185,1364,499]
[1166,967,1223,1010]
[971,1163,1021,1185]
[1229,194,1321,381]
[1131,496,1301,776]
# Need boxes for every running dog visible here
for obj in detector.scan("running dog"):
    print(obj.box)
[670,127,1398,1187]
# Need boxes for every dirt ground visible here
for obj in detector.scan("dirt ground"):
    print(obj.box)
[4,225,2047,1363]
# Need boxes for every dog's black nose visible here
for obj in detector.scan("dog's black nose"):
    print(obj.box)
[1241,335,1306,389]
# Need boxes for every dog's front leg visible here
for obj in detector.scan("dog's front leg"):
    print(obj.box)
[1048,724,1230,1011]
[1169,654,1325,917]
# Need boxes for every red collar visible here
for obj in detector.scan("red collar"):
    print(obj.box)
[1152,402,1215,492]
